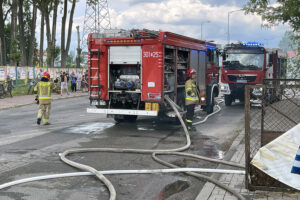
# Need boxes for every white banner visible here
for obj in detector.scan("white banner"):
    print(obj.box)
[0,66,5,81]
[7,67,16,80]
[251,123,300,190]
[17,67,26,79]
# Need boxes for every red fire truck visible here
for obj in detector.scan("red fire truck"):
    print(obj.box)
[87,29,220,122]
[220,42,287,105]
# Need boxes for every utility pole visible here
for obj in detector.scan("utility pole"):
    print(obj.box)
[76,26,81,68]
[227,9,243,44]
[200,21,210,40]
[81,0,111,51]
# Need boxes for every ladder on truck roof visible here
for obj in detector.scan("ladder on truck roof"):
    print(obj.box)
[89,49,102,100]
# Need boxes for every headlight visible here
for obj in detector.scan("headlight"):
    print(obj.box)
[221,86,225,90]
[201,97,205,101]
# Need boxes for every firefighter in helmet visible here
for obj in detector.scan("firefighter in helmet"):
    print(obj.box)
[185,68,200,131]
[34,72,56,125]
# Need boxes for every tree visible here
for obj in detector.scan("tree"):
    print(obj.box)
[18,0,37,67]
[61,0,77,68]
[245,0,300,78]
[278,31,298,51]
[0,0,9,65]
[244,0,300,32]
[10,0,18,66]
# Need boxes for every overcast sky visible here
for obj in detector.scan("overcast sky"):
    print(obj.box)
[41,0,290,54]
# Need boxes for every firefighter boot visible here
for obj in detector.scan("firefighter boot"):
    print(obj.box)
[37,118,41,125]
[186,120,193,131]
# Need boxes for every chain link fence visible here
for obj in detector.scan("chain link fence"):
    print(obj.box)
[245,79,300,191]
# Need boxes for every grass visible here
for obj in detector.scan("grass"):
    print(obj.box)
[10,82,72,97]
[12,85,31,96]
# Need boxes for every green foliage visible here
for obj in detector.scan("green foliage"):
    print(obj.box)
[24,0,37,61]
[278,31,298,51]
[47,45,61,66]
[244,0,300,31]
[4,23,11,63]
[245,0,300,79]
[10,38,21,65]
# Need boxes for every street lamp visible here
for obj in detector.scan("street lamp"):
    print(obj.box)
[227,9,243,44]
[200,20,210,40]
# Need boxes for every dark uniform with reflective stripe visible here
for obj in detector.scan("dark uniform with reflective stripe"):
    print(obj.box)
[34,81,56,124]
[185,79,200,131]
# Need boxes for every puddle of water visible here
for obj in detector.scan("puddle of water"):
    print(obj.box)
[67,122,115,134]
[203,144,225,160]
[152,180,190,200]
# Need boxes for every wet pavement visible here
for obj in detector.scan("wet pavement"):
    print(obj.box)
[2,95,294,199]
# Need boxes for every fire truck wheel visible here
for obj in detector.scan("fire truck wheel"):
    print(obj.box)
[225,95,232,106]
[206,95,215,114]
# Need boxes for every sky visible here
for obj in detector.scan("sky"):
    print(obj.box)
[39,0,291,54]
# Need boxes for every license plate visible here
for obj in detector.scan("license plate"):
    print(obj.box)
[91,100,106,106]
[237,79,247,83]
[91,101,98,105]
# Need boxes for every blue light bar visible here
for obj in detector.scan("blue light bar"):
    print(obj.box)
[206,45,216,50]
[164,34,167,38]
[243,42,264,47]
[137,40,141,43]
[106,40,110,43]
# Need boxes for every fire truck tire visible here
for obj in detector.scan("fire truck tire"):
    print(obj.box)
[206,99,214,114]
[225,95,232,106]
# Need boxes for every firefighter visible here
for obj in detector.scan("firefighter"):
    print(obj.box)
[185,68,200,131]
[34,72,56,125]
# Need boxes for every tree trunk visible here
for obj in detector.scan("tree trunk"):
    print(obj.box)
[45,11,51,68]
[0,0,6,65]
[60,0,68,68]
[39,12,44,68]
[61,0,76,68]
[18,0,27,66]
[28,3,37,67]
[10,0,18,66]
[50,0,58,67]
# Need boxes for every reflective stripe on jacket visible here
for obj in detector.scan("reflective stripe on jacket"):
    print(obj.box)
[34,81,56,104]
[185,79,200,106]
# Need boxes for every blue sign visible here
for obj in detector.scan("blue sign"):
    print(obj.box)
[291,145,300,175]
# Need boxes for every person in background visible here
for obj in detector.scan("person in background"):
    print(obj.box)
[185,68,200,131]
[36,68,43,81]
[60,72,69,95]
[81,75,88,92]
[5,75,14,97]
[84,70,88,91]
[34,72,56,125]
[70,72,77,92]
[76,71,82,91]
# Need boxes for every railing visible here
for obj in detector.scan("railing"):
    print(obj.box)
[245,79,300,191]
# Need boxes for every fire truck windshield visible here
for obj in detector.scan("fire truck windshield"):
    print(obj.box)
[223,53,264,70]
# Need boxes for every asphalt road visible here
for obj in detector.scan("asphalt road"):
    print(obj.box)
[0,97,244,200]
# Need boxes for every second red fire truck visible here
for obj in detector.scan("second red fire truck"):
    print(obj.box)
[220,42,287,105]
[87,29,220,122]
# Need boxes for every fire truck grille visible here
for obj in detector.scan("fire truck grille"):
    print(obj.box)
[228,75,257,82]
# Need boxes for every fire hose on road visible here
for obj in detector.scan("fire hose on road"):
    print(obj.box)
[0,96,246,200]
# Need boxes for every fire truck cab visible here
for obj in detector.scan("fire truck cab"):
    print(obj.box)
[87,29,220,122]
[220,42,287,106]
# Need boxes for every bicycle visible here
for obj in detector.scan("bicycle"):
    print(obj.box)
[0,82,6,98]
[27,79,38,95]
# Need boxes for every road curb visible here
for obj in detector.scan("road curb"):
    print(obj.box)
[195,127,245,200]
[0,93,88,111]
